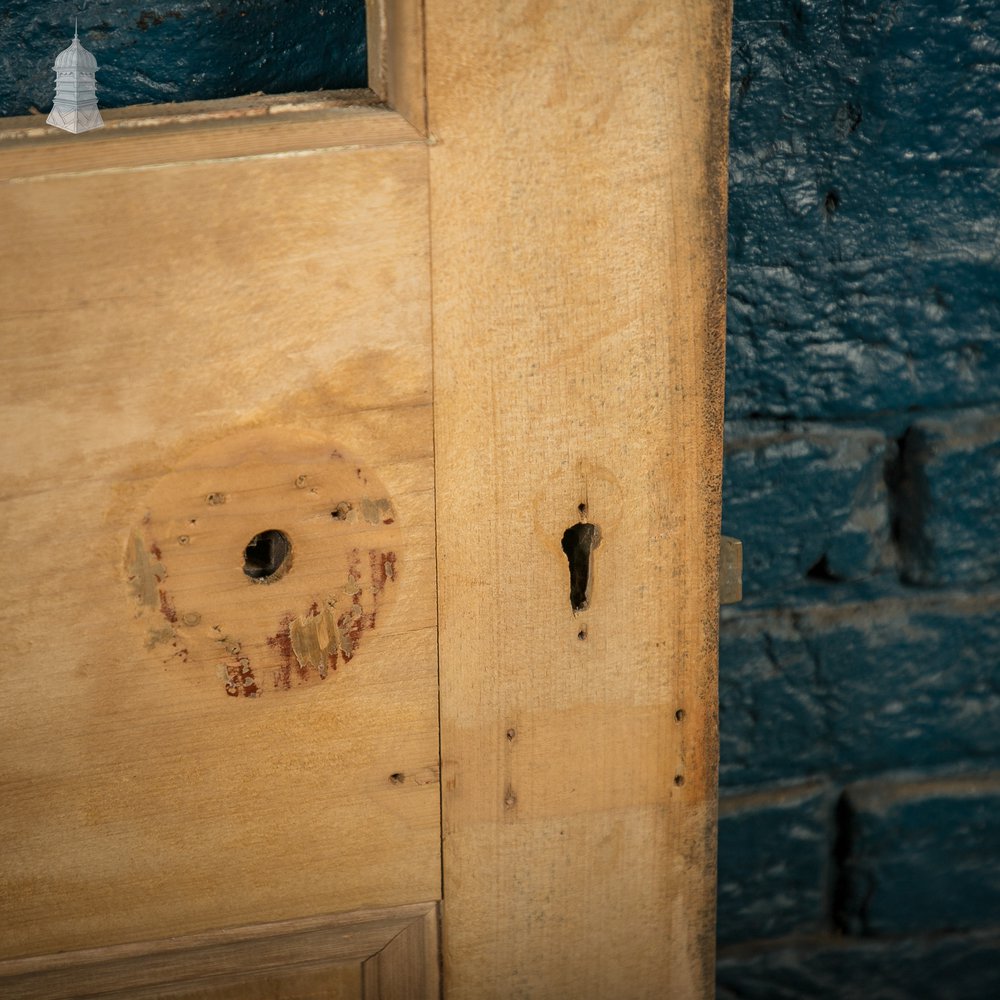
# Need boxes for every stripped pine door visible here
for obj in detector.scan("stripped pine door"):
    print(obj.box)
[0,2,731,997]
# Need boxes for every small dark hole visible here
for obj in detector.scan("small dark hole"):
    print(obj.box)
[806,553,843,583]
[242,529,291,581]
[331,502,352,521]
[389,772,405,785]
[506,728,516,742]
[674,774,685,787]
[578,502,587,515]
[823,189,840,217]
[578,629,587,641]
[675,709,685,722]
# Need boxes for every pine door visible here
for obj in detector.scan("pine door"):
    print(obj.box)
[0,2,731,997]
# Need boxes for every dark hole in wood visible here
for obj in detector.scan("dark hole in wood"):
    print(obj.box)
[242,529,291,581]
[561,522,600,612]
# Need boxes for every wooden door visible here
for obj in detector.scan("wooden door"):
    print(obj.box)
[0,2,731,997]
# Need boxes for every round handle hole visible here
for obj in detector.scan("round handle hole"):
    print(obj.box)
[243,529,291,582]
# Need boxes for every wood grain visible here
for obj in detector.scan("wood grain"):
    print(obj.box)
[0,110,440,958]
[0,902,438,999]
[367,0,427,133]
[425,0,731,996]
[0,95,421,182]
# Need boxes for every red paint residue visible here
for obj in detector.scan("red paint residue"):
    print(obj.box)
[149,543,162,560]
[370,550,397,598]
[267,613,295,690]
[158,589,178,623]
[224,656,258,698]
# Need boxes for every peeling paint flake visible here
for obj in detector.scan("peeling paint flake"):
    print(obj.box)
[359,497,395,525]
[126,530,163,609]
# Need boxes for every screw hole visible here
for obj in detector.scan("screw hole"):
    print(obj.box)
[242,529,291,582]
[675,709,685,722]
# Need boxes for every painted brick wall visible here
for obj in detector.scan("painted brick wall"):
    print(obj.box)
[0,1,366,117]
[720,0,1000,995]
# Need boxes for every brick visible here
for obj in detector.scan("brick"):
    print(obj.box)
[0,2,367,116]
[893,411,1000,587]
[720,595,1000,787]
[719,614,829,787]
[726,258,1000,420]
[717,782,831,946]
[727,0,1000,420]
[722,427,890,599]
[717,930,1000,1000]
[837,774,1000,936]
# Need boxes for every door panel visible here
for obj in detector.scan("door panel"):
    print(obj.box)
[0,98,440,959]
[0,903,438,999]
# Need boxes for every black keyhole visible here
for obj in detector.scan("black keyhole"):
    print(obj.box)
[243,529,291,581]
[561,522,600,612]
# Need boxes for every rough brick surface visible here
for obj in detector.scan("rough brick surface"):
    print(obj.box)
[720,596,1000,788]
[717,931,1000,1000]
[717,783,831,945]
[726,0,1000,420]
[892,411,1000,587]
[722,426,890,598]
[837,775,1000,936]
[0,1,367,116]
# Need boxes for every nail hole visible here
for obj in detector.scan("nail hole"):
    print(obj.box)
[561,522,601,612]
[674,774,685,787]
[578,628,587,641]
[242,529,291,582]
[506,728,516,742]
[389,772,405,785]
[578,502,587,515]
[331,502,352,521]
[675,709,685,722]
[206,492,226,506]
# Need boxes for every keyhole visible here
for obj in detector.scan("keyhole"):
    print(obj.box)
[561,521,600,612]
[242,529,291,582]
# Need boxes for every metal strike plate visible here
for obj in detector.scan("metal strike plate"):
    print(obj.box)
[720,535,743,605]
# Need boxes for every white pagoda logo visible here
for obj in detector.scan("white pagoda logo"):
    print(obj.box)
[47,23,104,134]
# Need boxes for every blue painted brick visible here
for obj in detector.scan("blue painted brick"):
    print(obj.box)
[717,930,1000,1000]
[719,613,829,787]
[727,0,1000,420]
[726,258,1000,420]
[720,596,1000,787]
[722,426,889,599]
[838,774,1000,936]
[717,782,831,946]
[893,411,1000,587]
[0,1,367,116]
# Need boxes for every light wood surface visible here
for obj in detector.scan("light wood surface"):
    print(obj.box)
[367,0,427,133]
[426,0,731,996]
[0,106,440,959]
[0,902,438,999]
